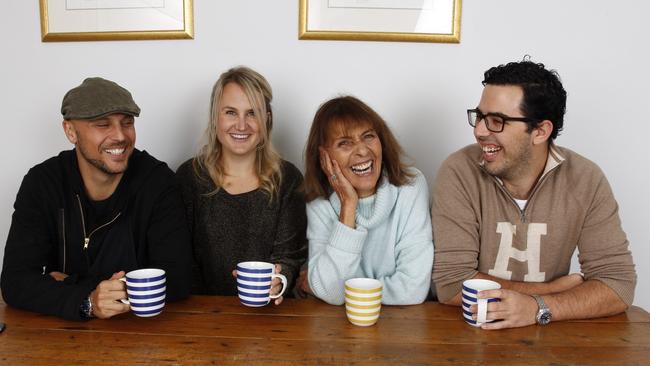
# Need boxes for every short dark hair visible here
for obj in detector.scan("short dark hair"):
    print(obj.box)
[303,96,414,202]
[482,60,567,140]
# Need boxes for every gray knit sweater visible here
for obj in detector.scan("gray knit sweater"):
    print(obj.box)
[176,159,307,295]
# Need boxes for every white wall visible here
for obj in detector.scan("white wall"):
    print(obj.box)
[1,1,648,309]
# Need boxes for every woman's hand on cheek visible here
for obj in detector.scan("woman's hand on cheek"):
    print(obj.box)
[320,147,358,228]
[320,147,358,205]
[330,159,358,206]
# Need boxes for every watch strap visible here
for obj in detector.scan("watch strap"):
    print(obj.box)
[532,294,546,309]
[532,294,551,325]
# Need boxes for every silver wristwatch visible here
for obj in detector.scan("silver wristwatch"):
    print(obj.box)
[80,296,94,319]
[532,294,552,325]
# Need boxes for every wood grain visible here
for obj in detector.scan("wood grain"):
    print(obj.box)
[1,296,649,365]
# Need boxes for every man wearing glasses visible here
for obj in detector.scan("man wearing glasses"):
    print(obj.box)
[431,60,636,329]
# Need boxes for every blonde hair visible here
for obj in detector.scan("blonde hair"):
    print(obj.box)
[193,66,282,201]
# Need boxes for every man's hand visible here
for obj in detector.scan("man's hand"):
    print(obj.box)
[89,271,130,319]
[49,271,68,282]
[470,288,538,330]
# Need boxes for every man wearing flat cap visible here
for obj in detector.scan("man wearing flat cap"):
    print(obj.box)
[1,77,191,320]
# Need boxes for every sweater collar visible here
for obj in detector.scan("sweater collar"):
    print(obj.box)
[329,173,398,229]
[543,143,565,176]
[478,143,566,186]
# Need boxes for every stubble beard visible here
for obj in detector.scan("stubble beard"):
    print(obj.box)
[485,138,533,183]
[77,139,129,175]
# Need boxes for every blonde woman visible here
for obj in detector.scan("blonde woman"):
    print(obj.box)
[176,67,306,303]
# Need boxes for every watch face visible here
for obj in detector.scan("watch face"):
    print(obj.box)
[80,298,93,318]
[538,310,552,325]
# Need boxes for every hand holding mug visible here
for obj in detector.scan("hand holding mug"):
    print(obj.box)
[462,279,500,327]
[118,268,167,317]
[270,264,285,305]
[475,288,538,330]
[235,264,286,305]
[90,271,130,319]
[236,261,287,307]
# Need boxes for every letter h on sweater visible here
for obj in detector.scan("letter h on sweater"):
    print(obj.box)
[488,222,547,282]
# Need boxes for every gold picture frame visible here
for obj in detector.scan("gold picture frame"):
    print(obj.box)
[39,0,194,42]
[299,0,461,43]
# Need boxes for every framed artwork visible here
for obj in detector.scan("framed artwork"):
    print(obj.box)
[299,0,461,43]
[39,0,194,42]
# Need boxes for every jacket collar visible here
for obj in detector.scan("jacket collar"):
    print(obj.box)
[60,148,157,208]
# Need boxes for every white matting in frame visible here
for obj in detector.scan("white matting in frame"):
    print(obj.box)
[65,0,165,10]
[328,0,430,10]
[300,0,461,43]
[40,0,193,41]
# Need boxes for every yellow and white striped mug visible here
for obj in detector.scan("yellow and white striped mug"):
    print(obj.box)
[344,278,382,326]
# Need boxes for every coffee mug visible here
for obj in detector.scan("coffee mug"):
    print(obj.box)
[119,268,166,317]
[461,279,500,327]
[236,261,287,307]
[344,278,383,326]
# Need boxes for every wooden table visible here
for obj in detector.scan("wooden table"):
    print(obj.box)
[1,296,649,365]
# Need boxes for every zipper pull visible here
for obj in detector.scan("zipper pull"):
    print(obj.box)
[83,237,90,250]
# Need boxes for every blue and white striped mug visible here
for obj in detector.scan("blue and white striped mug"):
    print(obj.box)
[119,268,166,317]
[236,261,287,307]
[461,279,500,327]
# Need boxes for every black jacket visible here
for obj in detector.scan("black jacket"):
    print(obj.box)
[1,149,192,320]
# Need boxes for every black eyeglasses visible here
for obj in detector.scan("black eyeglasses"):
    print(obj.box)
[467,108,539,133]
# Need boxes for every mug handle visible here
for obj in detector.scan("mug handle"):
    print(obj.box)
[118,277,130,305]
[269,273,287,299]
[477,297,488,324]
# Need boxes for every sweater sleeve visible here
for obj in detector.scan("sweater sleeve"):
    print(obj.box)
[307,200,367,305]
[576,172,636,305]
[431,157,481,303]
[377,172,433,305]
[1,168,97,321]
[269,163,308,292]
[145,165,192,302]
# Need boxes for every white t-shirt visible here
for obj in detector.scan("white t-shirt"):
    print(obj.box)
[514,198,527,210]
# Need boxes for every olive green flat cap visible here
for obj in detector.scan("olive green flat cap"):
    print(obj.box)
[61,77,140,120]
